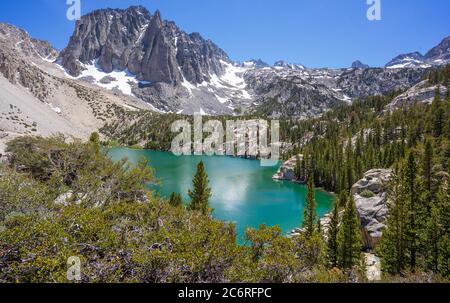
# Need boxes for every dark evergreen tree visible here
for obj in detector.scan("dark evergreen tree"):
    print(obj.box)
[431,88,445,138]
[425,182,450,277]
[188,161,212,215]
[438,182,450,277]
[294,154,302,180]
[327,201,340,268]
[422,139,435,213]
[445,89,450,139]
[405,152,420,270]
[169,192,183,208]
[346,139,354,190]
[337,190,348,209]
[302,177,317,237]
[337,193,362,270]
[426,204,441,272]
[89,132,101,154]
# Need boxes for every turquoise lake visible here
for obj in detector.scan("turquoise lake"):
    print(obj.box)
[109,148,335,241]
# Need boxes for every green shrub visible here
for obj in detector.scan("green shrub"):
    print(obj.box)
[360,189,375,198]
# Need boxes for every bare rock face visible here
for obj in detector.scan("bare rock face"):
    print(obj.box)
[0,24,56,101]
[272,155,301,181]
[387,81,448,110]
[352,169,393,250]
[55,6,449,117]
[351,60,369,69]
[364,253,381,281]
[385,36,450,68]
[0,22,59,61]
[245,66,428,118]
[59,6,229,86]
[385,52,427,68]
[425,36,450,64]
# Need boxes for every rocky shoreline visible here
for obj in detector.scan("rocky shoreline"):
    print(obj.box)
[272,154,302,181]
[274,151,392,280]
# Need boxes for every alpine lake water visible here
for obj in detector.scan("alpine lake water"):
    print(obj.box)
[109,148,335,243]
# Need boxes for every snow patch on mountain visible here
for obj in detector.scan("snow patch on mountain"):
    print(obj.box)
[219,60,249,89]
[60,59,149,96]
[178,59,254,108]
[386,56,431,69]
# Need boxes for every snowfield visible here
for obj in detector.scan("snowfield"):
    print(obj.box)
[60,59,149,96]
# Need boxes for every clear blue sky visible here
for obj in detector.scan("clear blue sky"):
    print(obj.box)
[0,0,449,68]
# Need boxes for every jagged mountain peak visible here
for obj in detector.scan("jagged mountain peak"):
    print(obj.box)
[385,52,427,69]
[351,60,369,69]
[0,22,58,61]
[153,9,162,21]
[49,6,447,117]
[274,60,305,70]
[59,6,229,86]
[242,59,269,68]
[385,36,450,69]
[425,35,450,63]
[85,5,150,17]
[0,16,438,121]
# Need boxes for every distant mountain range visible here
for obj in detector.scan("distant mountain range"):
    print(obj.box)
[1,5,449,122]
[385,36,450,69]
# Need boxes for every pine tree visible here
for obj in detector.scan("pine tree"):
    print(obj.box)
[380,155,427,275]
[300,156,307,182]
[422,139,434,213]
[169,192,183,208]
[443,87,450,139]
[431,88,445,137]
[423,139,433,193]
[294,154,302,180]
[337,193,362,270]
[426,205,441,272]
[346,139,354,190]
[302,177,317,237]
[89,132,101,154]
[188,161,212,215]
[316,219,322,234]
[337,190,348,209]
[379,166,402,275]
[426,182,450,277]
[405,152,420,270]
[327,201,340,268]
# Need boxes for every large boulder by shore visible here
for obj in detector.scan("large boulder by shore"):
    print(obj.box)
[352,169,392,251]
[288,168,392,252]
[288,168,392,278]
[273,155,302,181]
[364,253,381,281]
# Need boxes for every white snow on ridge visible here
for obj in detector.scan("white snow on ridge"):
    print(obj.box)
[181,75,197,95]
[243,61,256,68]
[120,103,139,111]
[387,57,432,69]
[178,59,253,108]
[199,108,209,116]
[341,95,352,103]
[61,59,149,96]
[387,63,431,69]
[47,103,62,114]
[219,60,249,89]
[215,95,229,104]
[136,24,149,43]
